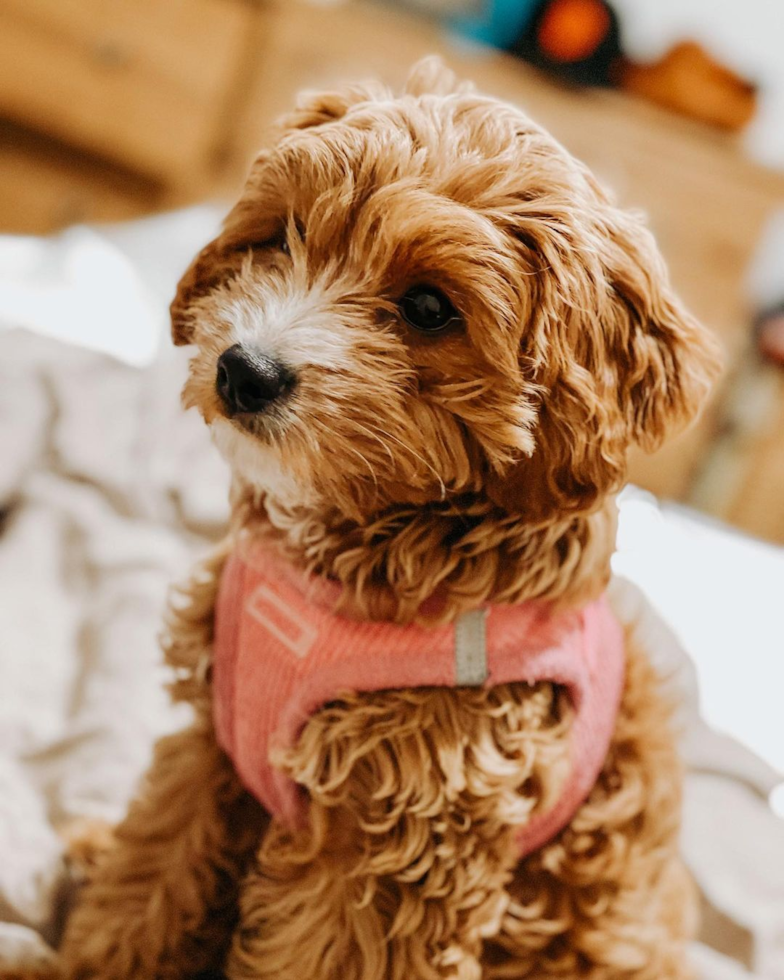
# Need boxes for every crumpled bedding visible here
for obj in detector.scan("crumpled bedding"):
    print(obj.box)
[1,324,783,977]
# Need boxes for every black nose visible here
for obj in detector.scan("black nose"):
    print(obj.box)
[216,345,292,416]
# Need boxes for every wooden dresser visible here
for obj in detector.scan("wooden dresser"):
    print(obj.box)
[0,0,256,183]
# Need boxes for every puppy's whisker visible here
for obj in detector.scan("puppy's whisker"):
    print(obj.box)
[334,412,444,496]
[349,419,397,469]
[363,423,447,500]
[348,446,380,492]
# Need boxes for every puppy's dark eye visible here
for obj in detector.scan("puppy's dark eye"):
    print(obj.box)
[399,285,460,333]
[242,232,289,255]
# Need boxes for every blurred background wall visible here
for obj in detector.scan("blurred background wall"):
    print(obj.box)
[1,0,783,542]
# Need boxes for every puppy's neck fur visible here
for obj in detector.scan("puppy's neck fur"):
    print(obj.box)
[229,484,617,624]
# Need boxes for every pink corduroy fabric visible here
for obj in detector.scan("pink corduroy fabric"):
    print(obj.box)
[213,543,626,857]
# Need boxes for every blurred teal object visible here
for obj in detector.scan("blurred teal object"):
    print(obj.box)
[450,0,540,49]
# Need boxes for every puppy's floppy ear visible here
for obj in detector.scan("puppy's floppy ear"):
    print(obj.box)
[404,56,471,97]
[602,208,723,451]
[486,200,721,520]
[170,239,223,346]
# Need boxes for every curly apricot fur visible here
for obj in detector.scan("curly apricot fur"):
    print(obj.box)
[17,57,721,980]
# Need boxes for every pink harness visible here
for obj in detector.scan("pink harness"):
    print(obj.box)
[213,544,625,857]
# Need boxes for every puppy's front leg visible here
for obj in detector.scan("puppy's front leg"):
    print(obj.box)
[225,684,571,980]
[59,717,266,980]
[484,643,697,980]
[228,820,509,980]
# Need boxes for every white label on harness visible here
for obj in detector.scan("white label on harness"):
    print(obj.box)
[247,584,318,659]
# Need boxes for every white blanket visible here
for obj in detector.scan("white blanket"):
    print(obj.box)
[0,215,782,976]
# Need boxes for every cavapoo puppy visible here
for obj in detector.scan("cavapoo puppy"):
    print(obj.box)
[39,57,721,980]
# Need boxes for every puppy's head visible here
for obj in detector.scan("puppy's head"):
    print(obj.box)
[173,58,720,523]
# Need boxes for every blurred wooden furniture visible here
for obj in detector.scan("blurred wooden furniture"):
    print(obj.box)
[0,0,269,230]
[0,0,254,183]
[1,0,783,541]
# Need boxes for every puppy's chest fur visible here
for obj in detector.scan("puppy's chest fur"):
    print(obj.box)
[244,678,577,940]
[281,680,576,844]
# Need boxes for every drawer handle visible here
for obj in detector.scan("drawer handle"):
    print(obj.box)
[92,39,132,69]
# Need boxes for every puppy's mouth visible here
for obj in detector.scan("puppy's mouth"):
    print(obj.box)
[215,343,296,437]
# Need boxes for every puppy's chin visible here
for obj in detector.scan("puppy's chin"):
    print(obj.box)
[211,417,301,502]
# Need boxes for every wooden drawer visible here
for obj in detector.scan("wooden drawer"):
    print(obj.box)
[0,0,251,184]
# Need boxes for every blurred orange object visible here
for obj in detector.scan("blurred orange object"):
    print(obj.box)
[620,41,757,132]
[757,308,784,367]
[536,0,612,63]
